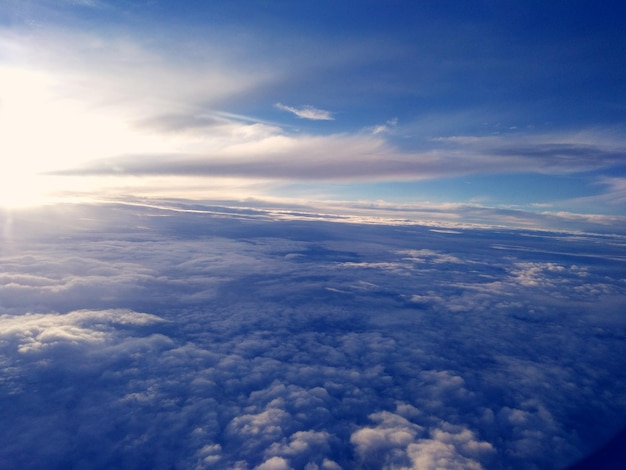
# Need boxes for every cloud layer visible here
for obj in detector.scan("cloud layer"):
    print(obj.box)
[1,202,625,468]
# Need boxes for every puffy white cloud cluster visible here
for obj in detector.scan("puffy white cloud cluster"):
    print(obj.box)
[0,308,165,353]
[0,202,625,468]
[350,410,492,470]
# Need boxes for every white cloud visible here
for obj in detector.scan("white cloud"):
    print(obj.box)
[275,103,334,120]
[0,202,624,468]
[351,411,423,467]
[0,24,277,199]
[1,9,625,218]
[0,309,166,353]
[49,127,626,212]
[351,413,493,469]
[371,117,398,135]
[256,456,292,470]
[406,435,487,470]
[3,24,625,211]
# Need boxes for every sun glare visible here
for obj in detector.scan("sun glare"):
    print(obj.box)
[0,65,187,207]
[0,172,53,209]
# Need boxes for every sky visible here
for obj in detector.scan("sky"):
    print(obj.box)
[1,2,626,469]
[0,0,625,231]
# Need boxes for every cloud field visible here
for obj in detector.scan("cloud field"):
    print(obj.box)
[1,202,625,469]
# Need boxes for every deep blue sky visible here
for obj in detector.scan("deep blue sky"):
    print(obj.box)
[1,0,625,229]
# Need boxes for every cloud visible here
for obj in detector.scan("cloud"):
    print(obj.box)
[432,130,626,174]
[0,201,625,468]
[560,176,626,211]
[0,25,273,109]
[351,411,424,467]
[371,118,399,135]
[280,198,626,233]
[275,103,334,120]
[350,410,494,469]
[50,128,626,195]
[0,309,169,356]
[0,24,286,182]
[1,0,625,230]
[255,456,292,470]
[3,23,625,212]
[406,424,493,470]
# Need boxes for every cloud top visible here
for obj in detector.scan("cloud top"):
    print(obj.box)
[0,203,625,468]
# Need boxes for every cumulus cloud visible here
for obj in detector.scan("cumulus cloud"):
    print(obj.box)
[350,411,494,469]
[351,411,424,467]
[255,456,292,470]
[0,309,165,353]
[275,103,334,120]
[406,428,491,470]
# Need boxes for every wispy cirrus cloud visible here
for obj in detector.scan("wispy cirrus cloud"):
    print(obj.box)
[371,117,398,135]
[275,103,334,120]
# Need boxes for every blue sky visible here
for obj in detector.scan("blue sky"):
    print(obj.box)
[1,0,626,228]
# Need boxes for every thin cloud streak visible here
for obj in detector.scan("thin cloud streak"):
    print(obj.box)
[275,103,334,120]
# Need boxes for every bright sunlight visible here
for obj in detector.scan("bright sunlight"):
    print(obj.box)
[0,66,172,208]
